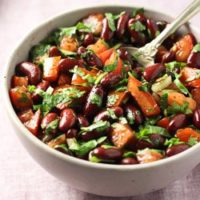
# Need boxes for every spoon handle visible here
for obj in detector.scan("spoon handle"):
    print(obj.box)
[151,0,200,47]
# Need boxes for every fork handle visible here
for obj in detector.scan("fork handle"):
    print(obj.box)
[150,0,200,47]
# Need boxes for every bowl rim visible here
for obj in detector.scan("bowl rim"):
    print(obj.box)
[3,4,200,171]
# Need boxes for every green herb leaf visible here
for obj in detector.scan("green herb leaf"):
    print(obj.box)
[60,26,77,37]
[174,74,190,96]
[164,102,192,116]
[138,80,150,92]
[132,8,144,17]
[160,93,168,110]
[59,49,77,57]
[44,119,59,135]
[126,109,135,125]
[137,125,170,140]
[27,85,36,93]
[89,93,102,106]
[81,120,110,133]
[123,151,136,158]
[76,22,91,32]
[130,21,146,32]
[105,13,116,32]
[107,108,118,119]
[164,137,184,147]
[188,136,198,146]
[165,61,187,73]
[29,44,50,65]
[107,94,119,107]
[34,87,85,115]
[104,59,118,72]
[193,44,200,53]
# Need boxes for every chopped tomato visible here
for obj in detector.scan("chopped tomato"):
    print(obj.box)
[24,109,41,136]
[107,91,129,107]
[187,79,200,88]
[10,86,32,110]
[192,88,200,107]
[43,56,61,82]
[176,128,200,142]
[180,67,200,82]
[110,123,137,148]
[171,34,194,62]
[128,75,160,117]
[88,38,108,54]
[97,48,115,64]
[58,73,71,86]
[157,117,170,129]
[136,148,163,164]
[60,36,79,52]
[18,109,34,123]
[167,91,196,111]
[12,76,28,87]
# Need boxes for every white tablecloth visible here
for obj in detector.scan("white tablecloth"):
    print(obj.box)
[1,0,200,199]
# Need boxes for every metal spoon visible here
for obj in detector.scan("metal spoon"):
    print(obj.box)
[125,0,200,67]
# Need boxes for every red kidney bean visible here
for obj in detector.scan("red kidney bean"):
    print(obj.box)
[116,12,129,38]
[120,157,138,165]
[77,115,89,127]
[84,86,104,118]
[187,52,200,68]
[162,51,175,63]
[167,114,188,134]
[193,108,200,129]
[133,66,143,77]
[166,144,189,157]
[135,139,154,150]
[117,48,134,66]
[82,33,94,47]
[149,134,165,148]
[94,107,124,122]
[101,18,114,41]
[84,51,103,68]
[58,108,77,132]
[146,19,159,39]
[128,18,146,46]
[16,62,42,85]
[156,20,167,32]
[100,71,122,89]
[41,112,59,130]
[31,80,50,104]
[124,104,143,126]
[58,58,80,73]
[92,147,123,161]
[81,130,104,141]
[143,63,165,81]
[135,13,147,24]
[65,129,78,138]
[77,46,87,55]
[57,74,71,86]
[48,46,61,57]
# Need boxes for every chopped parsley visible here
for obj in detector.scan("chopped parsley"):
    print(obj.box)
[138,80,150,92]
[43,119,59,135]
[130,21,146,32]
[104,60,118,72]
[107,108,118,119]
[105,13,117,32]
[89,93,102,106]
[123,151,136,158]
[81,120,110,133]
[160,93,168,111]
[188,136,198,146]
[107,94,119,107]
[33,87,85,115]
[164,137,184,147]
[28,85,36,93]
[165,61,187,73]
[193,44,200,53]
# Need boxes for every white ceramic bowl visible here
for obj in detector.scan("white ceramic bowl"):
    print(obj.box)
[3,5,200,197]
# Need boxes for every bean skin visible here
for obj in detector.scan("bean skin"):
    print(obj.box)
[187,52,200,68]
[16,62,42,85]
[101,18,114,41]
[58,58,80,73]
[166,144,189,157]
[193,108,200,129]
[41,113,58,129]
[84,51,103,68]
[92,147,123,161]
[58,109,77,132]
[82,33,94,47]
[167,114,188,134]
[77,115,89,127]
[84,86,104,118]
[143,63,165,81]
[116,12,129,38]
[100,71,122,89]
[120,157,138,165]
[49,46,61,57]
[65,129,78,139]
[94,107,123,122]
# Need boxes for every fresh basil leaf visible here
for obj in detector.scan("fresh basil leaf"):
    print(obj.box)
[105,13,116,32]
[164,137,184,147]
[130,21,146,32]
[193,44,200,53]
[132,8,144,17]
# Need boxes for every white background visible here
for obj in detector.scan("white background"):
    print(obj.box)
[1,0,200,199]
